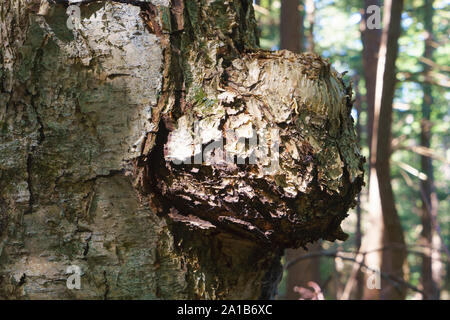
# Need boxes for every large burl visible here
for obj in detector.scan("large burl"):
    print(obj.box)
[138,50,364,249]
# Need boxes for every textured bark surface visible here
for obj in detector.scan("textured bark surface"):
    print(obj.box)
[0,0,363,299]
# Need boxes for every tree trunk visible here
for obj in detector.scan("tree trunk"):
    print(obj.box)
[360,0,382,300]
[352,75,364,300]
[361,0,381,157]
[280,0,303,53]
[0,0,363,299]
[365,0,407,300]
[305,0,315,53]
[419,0,441,300]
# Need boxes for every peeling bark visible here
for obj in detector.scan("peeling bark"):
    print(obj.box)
[0,0,363,299]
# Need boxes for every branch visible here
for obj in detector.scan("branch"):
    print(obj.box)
[285,250,426,296]
[396,143,449,164]
[398,70,450,88]
[419,56,450,73]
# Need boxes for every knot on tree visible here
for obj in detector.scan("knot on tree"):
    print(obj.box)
[139,50,364,249]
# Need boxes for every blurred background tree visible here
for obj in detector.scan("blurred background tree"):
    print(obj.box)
[253,0,449,300]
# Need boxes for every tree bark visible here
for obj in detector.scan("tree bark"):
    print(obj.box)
[361,0,381,157]
[419,0,441,300]
[360,0,382,300]
[352,75,364,300]
[304,0,315,53]
[365,0,407,300]
[0,0,363,299]
[280,0,303,53]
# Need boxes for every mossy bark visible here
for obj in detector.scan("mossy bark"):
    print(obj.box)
[0,0,363,299]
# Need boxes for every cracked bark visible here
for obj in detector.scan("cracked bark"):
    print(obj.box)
[0,0,363,299]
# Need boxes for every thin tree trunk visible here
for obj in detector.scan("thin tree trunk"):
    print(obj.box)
[365,0,407,300]
[354,76,363,253]
[360,0,382,300]
[0,0,364,299]
[355,1,382,299]
[305,0,315,53]
[353,75,364,300]
[361,0,381,158]
[419,0,441,300]
[280,0,303,53]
